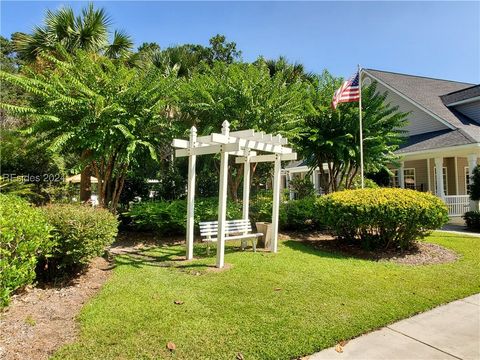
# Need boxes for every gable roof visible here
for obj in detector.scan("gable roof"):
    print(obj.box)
[364,69,480,144]
[441,84,480,106]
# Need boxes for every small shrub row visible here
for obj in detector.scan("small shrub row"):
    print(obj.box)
[0,196,118,305]
[319,188,449,250]
[463,211,480,232]
[127,194,324,234]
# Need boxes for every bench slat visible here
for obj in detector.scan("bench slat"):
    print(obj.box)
[202,233,263,242]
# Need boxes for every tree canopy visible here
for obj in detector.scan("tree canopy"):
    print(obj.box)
[299,70,408,193]
[0,49,177,211]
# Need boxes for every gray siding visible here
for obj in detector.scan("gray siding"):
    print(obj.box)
[454,100,480,123]
[363,75,450,136]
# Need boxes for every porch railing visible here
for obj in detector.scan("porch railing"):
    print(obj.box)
[444,195,470,216]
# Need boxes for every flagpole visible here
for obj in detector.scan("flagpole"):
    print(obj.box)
[358,64,364,188]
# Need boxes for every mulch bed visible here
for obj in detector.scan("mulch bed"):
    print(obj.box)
[0,257,113,360]
[285,231,458,265]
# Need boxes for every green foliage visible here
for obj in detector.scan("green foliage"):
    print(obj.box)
[13,4,132,62]
[299,70,408,193]
[40,204,118,277]
[249,191,274,224]
[347,175,379,190]
[0,49,177,211]
[281,196,321,231]
[178,61,307,140]
[0,194,53,306]
[288,176,315,199]
[468,165,480,201]
[127,198,242,235]
[318,188,449,250]
[463,211,480,232]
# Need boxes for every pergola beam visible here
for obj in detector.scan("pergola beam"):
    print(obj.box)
[235,152,297,164]
[175,142,241,157]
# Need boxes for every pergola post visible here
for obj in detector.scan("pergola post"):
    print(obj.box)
[186,126,197,260]
[216,121,230,268]
[241,149,251,250]
[271,152,282,253]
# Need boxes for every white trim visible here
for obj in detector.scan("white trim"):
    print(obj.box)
[446,96,480,107]
[427,158,431,192]
[398,143,480,160]
[363,70,455,130]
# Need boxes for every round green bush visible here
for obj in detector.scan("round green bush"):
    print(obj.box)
[40,204,118,277]
[318,188,449,250]
[0,194,52,306]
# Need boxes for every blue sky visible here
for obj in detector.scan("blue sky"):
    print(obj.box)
[1,1,479,83]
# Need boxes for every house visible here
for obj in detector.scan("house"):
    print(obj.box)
[283,69,480,216]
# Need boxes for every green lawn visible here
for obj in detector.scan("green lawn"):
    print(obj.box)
[54,232,480,360]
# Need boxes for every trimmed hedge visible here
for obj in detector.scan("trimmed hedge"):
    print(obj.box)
[40,204,118,277]
[0,194,52,306]
[463,211,480,232]
[318,188,449,250]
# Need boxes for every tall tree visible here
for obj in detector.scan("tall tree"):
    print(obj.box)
[12,3,133,202]
[177,62,308,200]
[0,49,177,212]
[299,70,408,193]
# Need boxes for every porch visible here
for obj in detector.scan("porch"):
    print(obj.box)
[392,151,479,216]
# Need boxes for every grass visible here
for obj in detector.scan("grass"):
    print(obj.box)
[54,232,480,359]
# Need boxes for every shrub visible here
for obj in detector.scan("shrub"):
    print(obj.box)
[0,194,52,306]
[288,177,315,199]
[281,196,322,231]
[468,165,480,201]
[127,197,242,235]
[40,204,118,277]
[318,188,449,250]
[463,211,480,232]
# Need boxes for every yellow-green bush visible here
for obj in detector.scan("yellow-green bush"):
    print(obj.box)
[318,188,449,250]
[0,194,52,306]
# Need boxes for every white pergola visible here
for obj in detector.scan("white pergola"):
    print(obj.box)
[172,121,297,268]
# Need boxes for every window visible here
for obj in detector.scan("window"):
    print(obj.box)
[404,169,416,189]
[390,169,399,187]
[434,167,448,195]
[390,168,415,189]
[465,167,471,194]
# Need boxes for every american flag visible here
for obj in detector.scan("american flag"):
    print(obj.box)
[331,72,360,109]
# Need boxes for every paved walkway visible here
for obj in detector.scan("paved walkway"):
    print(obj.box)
[308,294,480,360]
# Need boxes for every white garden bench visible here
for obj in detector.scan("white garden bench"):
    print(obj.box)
[199,219,263,255]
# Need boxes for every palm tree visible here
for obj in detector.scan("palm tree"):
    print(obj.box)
[263,56,317,84]
[13,3,132,62]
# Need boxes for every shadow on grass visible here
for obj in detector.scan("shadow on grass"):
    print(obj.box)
[113,242,251,272]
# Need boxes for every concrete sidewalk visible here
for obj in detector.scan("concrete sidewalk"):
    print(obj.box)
[308,294,480,360]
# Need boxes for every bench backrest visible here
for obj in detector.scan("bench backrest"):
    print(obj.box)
[200,219,252,237]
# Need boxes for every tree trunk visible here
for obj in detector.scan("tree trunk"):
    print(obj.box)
[80,150,92,202]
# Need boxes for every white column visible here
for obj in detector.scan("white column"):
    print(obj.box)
[242,149,251,221]
[287,173,294,200]
[271,153,282,253]
[468,153,478,211]
[186,126,197,260]
[398,162,405,189]
[216,121,230,268]
[435,157,444,198]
